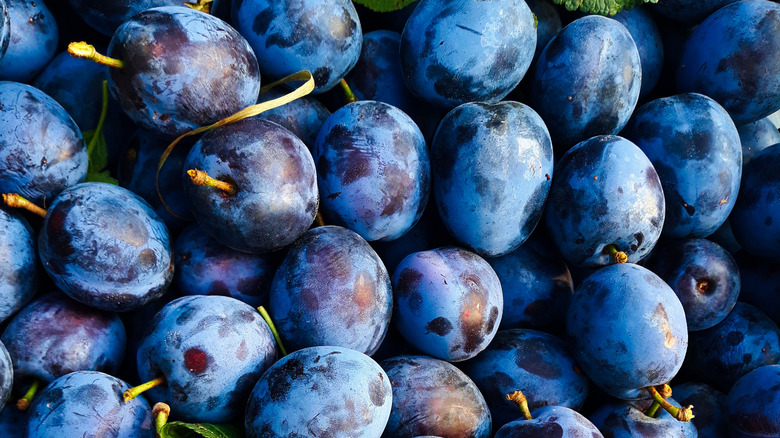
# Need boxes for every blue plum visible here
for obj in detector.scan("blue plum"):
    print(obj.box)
[108,6,260,136]
[26,371,153,437]
[0,404,25,437]
[525,0,562,63]
[174,224,276,308]
[137,295,277,422]
[0,81,87,206]
[485,235,573,330]
[623,93,742,238]
[183,118,318,254]
[644,238,740,331]
[380,355,491,437]
[676,0,780,124]
[653,0,737,24]
[737,252,780,326]
[726,364,780,438]
[738,117,780,166]
[529,15,641,150]
[0,0,57,82]
[232,0,361,93]
[257,86,330,150]
[675,382,728,438]
[315,100,430,241]
[683,302,780,391]
[38,183,174,312]
[245,346,392,437]
[495,406,603,438]
[431,101,553,257]
[588,397,697,437]
[0,0,7,61]
[399,0,536,109]
[269,226,392,355]
[392,247,502,362]
[459,329,589,430]
[0,207,38,323]
[613,6,664,98]
[730,144,780,260]
[1,292,126,383]
[0,340,10,411]
[566,263,688,399]
[543,136,665,268]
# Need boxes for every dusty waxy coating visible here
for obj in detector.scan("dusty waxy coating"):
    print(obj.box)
[0,0,58,82]
[0,208,38,323]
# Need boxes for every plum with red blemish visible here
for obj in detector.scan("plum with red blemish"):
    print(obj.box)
[566,263,688,400]
[459,329,589,431]
[135,295,277,422]
[391,247,503,362]
[268,225,392,355]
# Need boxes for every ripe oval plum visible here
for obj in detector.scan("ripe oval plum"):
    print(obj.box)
[392,247,502,362]
[0,207,39,324]
[257,87,330,150]
[315,100,429,242]
[589,398,697,437]
[269,226,392,355]
[400,0,536,109]
[245,346,392,437]
[529,15,641,150]
[613,6,663,98]
[738,117,780,166]
[495,406,603,438]
[431,101,553,257]
[677,0,780,124]
[726,364,780,438]
[566,263,688,399]
[38,183,174,312]
[183,118,318,254]
[0,340,10,411]
[0,0,58,82]
[544,136,665,268]
[675,382,728,438]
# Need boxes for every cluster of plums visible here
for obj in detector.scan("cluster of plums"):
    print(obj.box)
[1,0,780,436]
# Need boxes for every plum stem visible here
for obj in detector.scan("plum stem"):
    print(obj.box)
[258,306,288,357]
[124,376,167,402]
[16,379,40,410]
[152,402,170,437]
[313,211,325,227]
[187,169,237,195]
[697,280,709,294]
[604,244,628,264]
[646,385,694,421]
[87,80,109,158]
[2,194,46,218]
[644,384,671,418]
[339,79,357,104]
[68,42,125,69]
[506,390,533,421]
[184,0,213,13]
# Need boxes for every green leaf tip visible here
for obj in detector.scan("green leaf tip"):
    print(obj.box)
[159,422,244,438]
[551,0,656,16]
[352,0,418,12]
[84,81,118,185]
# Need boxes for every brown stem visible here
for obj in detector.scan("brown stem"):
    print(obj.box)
[187,169,237,195]
[604,244,628,264]
[506,390,533,421]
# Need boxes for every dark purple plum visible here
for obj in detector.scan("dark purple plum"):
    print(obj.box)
[544,136,665,268]
[495,405,604,438]
[675,382,728,438]
[726,364,780,438]
[106,6,260,136]
[676,0,780,124]
[1,292,125,383]
[653,0,737,24]
[174,223,276,308]
[0,340,10,411]
[736,252,780,326]
[588,397,697,437]
[485,235,573,330]
[381,355,491,437]
[644,238,740,331]
[26,371,153,437]
[392,247,502,362]
[613,6,664,98]
[566,264,688,399]
[0,207,38,324]
[269,226,392,355]
[245,346,392,437]
[459,329,589,430]
[683,302,780,391]
[315,100,429,241]
[0,0,57,82]
[117,289,174,386]
[0,81,87,206]
[257,86,330,150]
[738,117,780,166]
[529,15,641,150]
[623,93,742,238]
[399,0,536,109]
[730,144,780,261]
[183,118,318,254]
[137,295,277,422]
[38,183,174,312]
[431,101,553,257]
[232,0,361,93]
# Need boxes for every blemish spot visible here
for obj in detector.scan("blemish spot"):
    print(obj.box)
[184,347,209,374]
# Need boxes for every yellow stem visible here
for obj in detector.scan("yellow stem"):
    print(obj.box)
[2,194,46,218]
[123,376,167,402]
[68,42,125,69]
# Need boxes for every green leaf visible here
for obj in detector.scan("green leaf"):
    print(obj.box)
[551,0,657,16]
[352,0,418,12]
[82,129,118,185]
[159,422,244,438]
